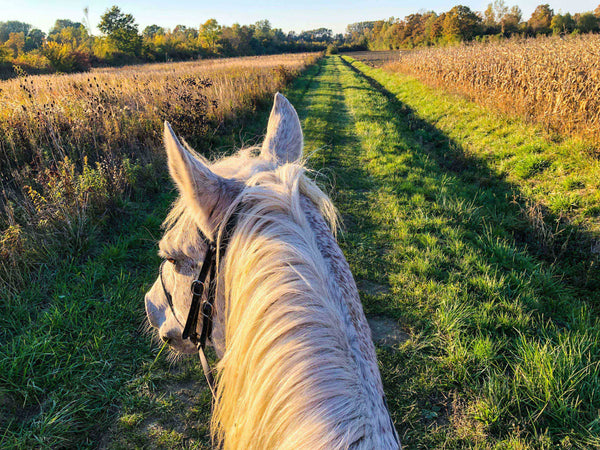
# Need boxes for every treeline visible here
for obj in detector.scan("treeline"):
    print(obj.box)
[4,2,598,76]
[0,6,338,76]
[346,2,600,49]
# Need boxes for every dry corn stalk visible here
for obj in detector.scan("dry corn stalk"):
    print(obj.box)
[384,35,600,143]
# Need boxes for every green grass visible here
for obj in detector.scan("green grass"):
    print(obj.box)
[0,189,170,448]
[323,56,600,448]
[357,55,600,240]
[3,55,600,449]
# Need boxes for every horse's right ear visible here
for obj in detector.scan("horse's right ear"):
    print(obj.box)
[163,121,227,235]
[261,92,303,164]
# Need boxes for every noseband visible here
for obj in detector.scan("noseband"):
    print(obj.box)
[159,207,239,396]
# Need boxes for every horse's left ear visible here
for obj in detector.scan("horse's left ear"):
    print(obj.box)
[164,121,233,236]
[261,92,303,164]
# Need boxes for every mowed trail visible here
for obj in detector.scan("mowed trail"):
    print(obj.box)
[289,56,600,448]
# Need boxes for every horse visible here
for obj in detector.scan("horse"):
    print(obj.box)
[145,92,400,449]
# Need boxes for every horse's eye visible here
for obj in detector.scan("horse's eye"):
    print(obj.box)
[166,258,176,265]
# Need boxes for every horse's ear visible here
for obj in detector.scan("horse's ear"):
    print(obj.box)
[163,121,227,234]
[261,92,303,164]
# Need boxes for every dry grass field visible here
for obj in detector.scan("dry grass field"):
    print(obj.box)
[1,53,318,173]
[0,53,319,291]
[380,35,600,144]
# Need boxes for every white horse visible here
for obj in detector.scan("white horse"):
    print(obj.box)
[145,93,400,449]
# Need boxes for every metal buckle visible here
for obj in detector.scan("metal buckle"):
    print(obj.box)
[202,301,213,318]
[191,280,205,295]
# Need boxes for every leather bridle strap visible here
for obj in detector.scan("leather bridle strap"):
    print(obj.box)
[182,240,218,397]
[182,238,218,397]
[198,342,216,398]
[160,207,239,398]
[182,241,216,344]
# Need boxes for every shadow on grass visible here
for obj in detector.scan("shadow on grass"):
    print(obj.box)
[296,59,401,305]
[340,56,600,301]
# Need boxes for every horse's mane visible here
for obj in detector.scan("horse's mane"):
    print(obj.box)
[209,161,377,449]
[161,146,378,449]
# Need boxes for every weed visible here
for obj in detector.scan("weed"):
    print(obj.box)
[513,155,552,179]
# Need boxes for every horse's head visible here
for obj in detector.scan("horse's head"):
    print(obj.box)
[145,92,400,449]
[144,92,303,354]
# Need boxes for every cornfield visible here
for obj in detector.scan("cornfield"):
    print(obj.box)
[384,34,600,143]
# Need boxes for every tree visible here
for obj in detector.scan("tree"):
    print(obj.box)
[43,40,90,72]
[528,4,554,35]
[0,45,11,62]
[143,25,165,39]
[427,13,445,43]
[494,0,509,22]
[199,19,221,53]
[220,23,254,56]
[576,12,599,33]
[98,6,141,55]
[5,32,25,57]
[24,29,45,51]
[442,5,482,42]
[0,21,31,43]
[49,19,84,36]
[299,28,333,43]
[83,7,93,35]
[551,13,575,34]
[173,25,188,36]
[502,5,522,34]
[48,20,88,46]
[491,0,511,33]
[425,13,442,43]
[175,25,198,40]
[484,3,497,28]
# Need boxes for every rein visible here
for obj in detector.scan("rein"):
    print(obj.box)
[159,207,240,398]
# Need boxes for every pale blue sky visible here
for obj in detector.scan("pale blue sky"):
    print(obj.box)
[0,0,596,35]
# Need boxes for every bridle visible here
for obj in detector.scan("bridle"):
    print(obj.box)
[158,207,239,398]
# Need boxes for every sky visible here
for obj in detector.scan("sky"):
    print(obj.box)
[0,0,596,35]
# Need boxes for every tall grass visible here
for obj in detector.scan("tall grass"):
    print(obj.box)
[0,53,320,292]
[1,54,317,171]
[382,34,600,144]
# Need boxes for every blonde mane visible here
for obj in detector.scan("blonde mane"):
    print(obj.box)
[149,98,399,448]
[209,162,378,449]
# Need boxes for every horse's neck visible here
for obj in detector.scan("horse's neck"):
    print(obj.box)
[299,196,384,398]
[212,195,398,448]
[300,197,398,444]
